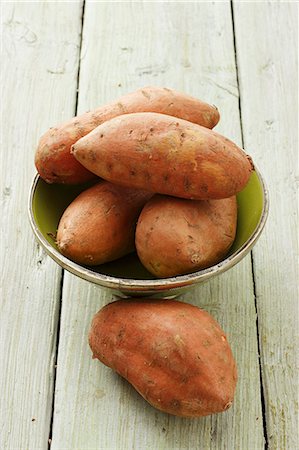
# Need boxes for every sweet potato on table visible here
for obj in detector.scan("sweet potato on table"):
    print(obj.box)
[56,181,152,265]
[135,195,237,278]
[89,298,238,417]
[35,86,219,184]
[72,112,253,200]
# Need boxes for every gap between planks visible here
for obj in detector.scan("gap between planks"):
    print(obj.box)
[48,1,86,447]
[230,1,268,448]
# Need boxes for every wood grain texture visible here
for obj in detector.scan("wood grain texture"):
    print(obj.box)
[0,2,83,449]
[50,2,264,449]
[233,2,298,449]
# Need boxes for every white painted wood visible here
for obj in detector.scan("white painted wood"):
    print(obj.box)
[0,2,83,449]
[233,2,298,449]
[51,2,264,449]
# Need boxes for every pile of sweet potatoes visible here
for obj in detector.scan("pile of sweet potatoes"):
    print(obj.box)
[35,86,253,277]
[34,86,252,416]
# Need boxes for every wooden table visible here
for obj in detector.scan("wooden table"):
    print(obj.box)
[1,2,298,449]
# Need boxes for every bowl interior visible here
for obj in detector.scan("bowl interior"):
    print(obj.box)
[31,171,264,280]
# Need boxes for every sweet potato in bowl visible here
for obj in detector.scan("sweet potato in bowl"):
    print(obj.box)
[136,195,237,278]
[72,112,253,200]
[56,181,152,266]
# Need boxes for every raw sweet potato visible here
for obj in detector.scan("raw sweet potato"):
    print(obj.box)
[89,298,238,417]
[135,195,237,277]
[56,181,152,265]
[35,86,219,184]
[72,112,253,200]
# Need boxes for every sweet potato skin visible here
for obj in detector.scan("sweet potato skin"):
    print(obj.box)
[89,299,238,417]
[56,181,152,265]
[35,86,219,184]
[135,195,237,277]
[72,112,253,199]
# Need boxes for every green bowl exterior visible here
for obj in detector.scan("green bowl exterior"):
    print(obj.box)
[29,169,268,297]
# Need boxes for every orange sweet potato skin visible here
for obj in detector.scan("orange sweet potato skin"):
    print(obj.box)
[135,195,237,277]
[56,181,152,265]
[72,112,253,200]
[89,299,237,417]
[35,86,219,184]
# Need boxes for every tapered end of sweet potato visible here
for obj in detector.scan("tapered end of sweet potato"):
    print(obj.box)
[35,124,97,184]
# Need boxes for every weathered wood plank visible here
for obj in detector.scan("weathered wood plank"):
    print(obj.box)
[51,2,264,449]
[0,2,83,449]
[233,2,298,449]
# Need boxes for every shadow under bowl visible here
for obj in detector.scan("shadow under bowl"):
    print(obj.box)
[28,168,269,297]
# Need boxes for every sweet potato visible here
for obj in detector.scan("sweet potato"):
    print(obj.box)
[89,298,238,417]
[72,112,253,200]
[135,195,237,277]
[35,86,219,184]
[56,181,152,265]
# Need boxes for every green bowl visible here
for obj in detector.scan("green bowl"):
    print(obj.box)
[28,169,269,297]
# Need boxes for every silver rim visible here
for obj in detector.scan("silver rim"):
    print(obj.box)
[28,167,269,293]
